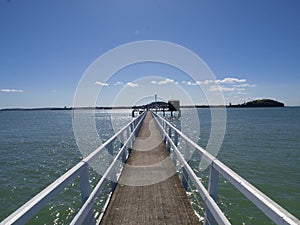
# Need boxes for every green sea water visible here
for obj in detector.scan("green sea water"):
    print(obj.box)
[0,108,299,224]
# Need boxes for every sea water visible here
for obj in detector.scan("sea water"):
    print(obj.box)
[172,107,300,224]
[0,108,299,224]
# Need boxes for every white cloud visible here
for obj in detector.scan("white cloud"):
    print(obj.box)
[157,78,174,85]
[114,81,124,86]
[156,78,246,87]
[219,78,246,83]
[193,80,217,85]
[200,80,216,85]
[196,77,247,85]
[233,83,256,87]
[151,78,175,85]
[186,81,197,86]
[1,89,23,93]
[209,85,245,92]
[189,81,197,86]
[95,81,108,86]
[126,82,139,87]
[210,86,233,92]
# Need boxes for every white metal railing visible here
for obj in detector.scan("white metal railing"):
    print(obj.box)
[1,111,146,225]
[152,111,300,225]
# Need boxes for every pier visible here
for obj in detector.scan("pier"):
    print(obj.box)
[1,111,300,225]
[100,112,198,224]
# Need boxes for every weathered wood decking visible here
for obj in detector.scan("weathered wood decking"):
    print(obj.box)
[100,112,199,225]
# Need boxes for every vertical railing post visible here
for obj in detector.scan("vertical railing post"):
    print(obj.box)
[126,126,130,139]
[133,120,137,136]
[128,125,134,153]
[167,125,172,153]
[182,166,188,190]
[80,164,96,225]
[168,125,172,142]
[182,142,190,190]
[132,124,136,147]
[162,122,166,143]
[108,141,117,192]
[205,163,219,225]
[174,131,178,147]
[126,126,131,158]
[119,131,123,150]
[126,126,131,153]
[130,122,134,133]
[120,130,127,163]
[122,146,127,163]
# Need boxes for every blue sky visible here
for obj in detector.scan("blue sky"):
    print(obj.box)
[0,0,299,107]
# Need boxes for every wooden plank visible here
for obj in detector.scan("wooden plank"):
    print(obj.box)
[100,112,199,225]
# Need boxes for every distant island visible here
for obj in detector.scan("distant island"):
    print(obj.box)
[227,99,284,108]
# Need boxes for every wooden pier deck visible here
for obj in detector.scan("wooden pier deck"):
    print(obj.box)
[100,112,199,225]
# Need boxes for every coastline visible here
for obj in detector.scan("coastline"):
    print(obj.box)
[0,105,292,112]
[0,105,288,111]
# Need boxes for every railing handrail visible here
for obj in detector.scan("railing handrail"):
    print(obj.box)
[152,111,300,225]
[1,111,146,225]
[70,113,145,225]
[151,112,230,225]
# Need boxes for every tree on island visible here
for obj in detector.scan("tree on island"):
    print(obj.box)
[230,99,284,107]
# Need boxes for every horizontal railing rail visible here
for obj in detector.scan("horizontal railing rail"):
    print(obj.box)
[152,111,300,225]
[1,111,146,225]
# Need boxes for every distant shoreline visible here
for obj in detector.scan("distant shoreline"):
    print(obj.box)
[0,106,293,112]
[0,98,288,111]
